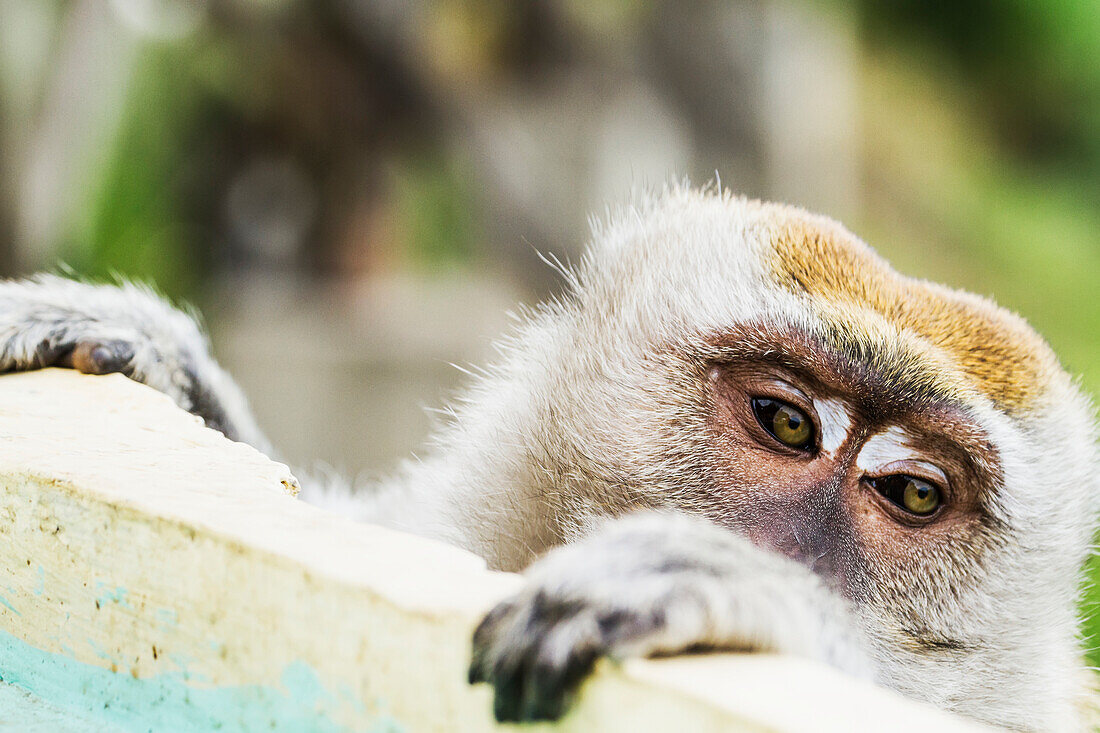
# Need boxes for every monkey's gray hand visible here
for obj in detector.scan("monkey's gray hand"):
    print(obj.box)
[0,275,265,448]
[468,512,871,723]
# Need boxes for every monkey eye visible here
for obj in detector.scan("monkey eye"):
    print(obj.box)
[751,397,815,450]
[869,475,942,517]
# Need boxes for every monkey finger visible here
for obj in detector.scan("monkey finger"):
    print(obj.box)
[468,650,488,685]
[469,600,518,684]
[518,627,601,722]
[489,654,528,723]
[468,636,499,685]
[59,340,135,375]
[486,612,565,722]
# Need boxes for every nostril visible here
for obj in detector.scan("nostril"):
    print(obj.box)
[807,546,833,573]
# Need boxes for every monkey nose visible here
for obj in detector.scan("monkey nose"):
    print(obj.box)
[774,520,840,577]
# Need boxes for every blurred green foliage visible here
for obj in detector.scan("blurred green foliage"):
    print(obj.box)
[65,47,201,297]
[392,149,479,269]
[862,0,1100,173]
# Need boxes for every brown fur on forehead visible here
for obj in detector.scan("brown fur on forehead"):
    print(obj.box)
[763,206,1060,413]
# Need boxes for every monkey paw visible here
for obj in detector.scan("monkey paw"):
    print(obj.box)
[0,277,256,441]
[0,277,199,387]
[0,315,182,391]
[467,513,872,723]
[468,586,671,723]
[467,515,739,723]
[41,338,137,376]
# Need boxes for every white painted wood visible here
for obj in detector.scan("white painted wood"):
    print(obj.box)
[0,369,984,731]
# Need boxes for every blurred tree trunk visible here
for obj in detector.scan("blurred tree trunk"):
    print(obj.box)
[0,106,16,274]
[0,200,13,274]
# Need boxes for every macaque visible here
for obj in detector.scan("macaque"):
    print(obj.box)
[2,187,1096,730]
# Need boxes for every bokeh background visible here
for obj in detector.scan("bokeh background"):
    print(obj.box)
[1,0,1099,657]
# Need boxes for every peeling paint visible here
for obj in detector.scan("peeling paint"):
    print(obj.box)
[0,595,21,616]
[155,608,178,628]
[94,583,132,610]
[0,629,380,732]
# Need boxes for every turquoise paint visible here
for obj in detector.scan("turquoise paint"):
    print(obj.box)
[367,715,406,733]
[366,698,406,733]
[94,583,132,610]
[167,652,210,684]
[0,629,379,732]
[0,595,21,617]
[34,566,44,596]
[338,684,368,716]
[0,680,127,733]
[85,637,115,663]
[155,608,178,629]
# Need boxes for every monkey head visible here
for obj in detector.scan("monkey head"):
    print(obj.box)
[517,186,1098,720]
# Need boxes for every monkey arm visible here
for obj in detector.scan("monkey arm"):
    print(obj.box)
[0,275,553,559]
[0,275,270,452]
[467,511,874,723]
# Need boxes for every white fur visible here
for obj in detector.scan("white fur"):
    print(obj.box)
[815,397,854,456]
[855,427,916,473]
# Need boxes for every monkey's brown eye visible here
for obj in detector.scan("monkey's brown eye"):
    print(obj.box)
[751,398,814,450]
[871,475,942,516]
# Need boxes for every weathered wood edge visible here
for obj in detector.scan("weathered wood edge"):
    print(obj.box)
[0,370,982,731]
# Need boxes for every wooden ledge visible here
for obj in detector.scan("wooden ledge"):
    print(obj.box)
[0,369,981,731]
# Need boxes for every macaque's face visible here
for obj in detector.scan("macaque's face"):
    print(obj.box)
[666,210,1063,633]
[703,326,1001,604]
[568,192,1093,650]
[585,194,1093,646]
